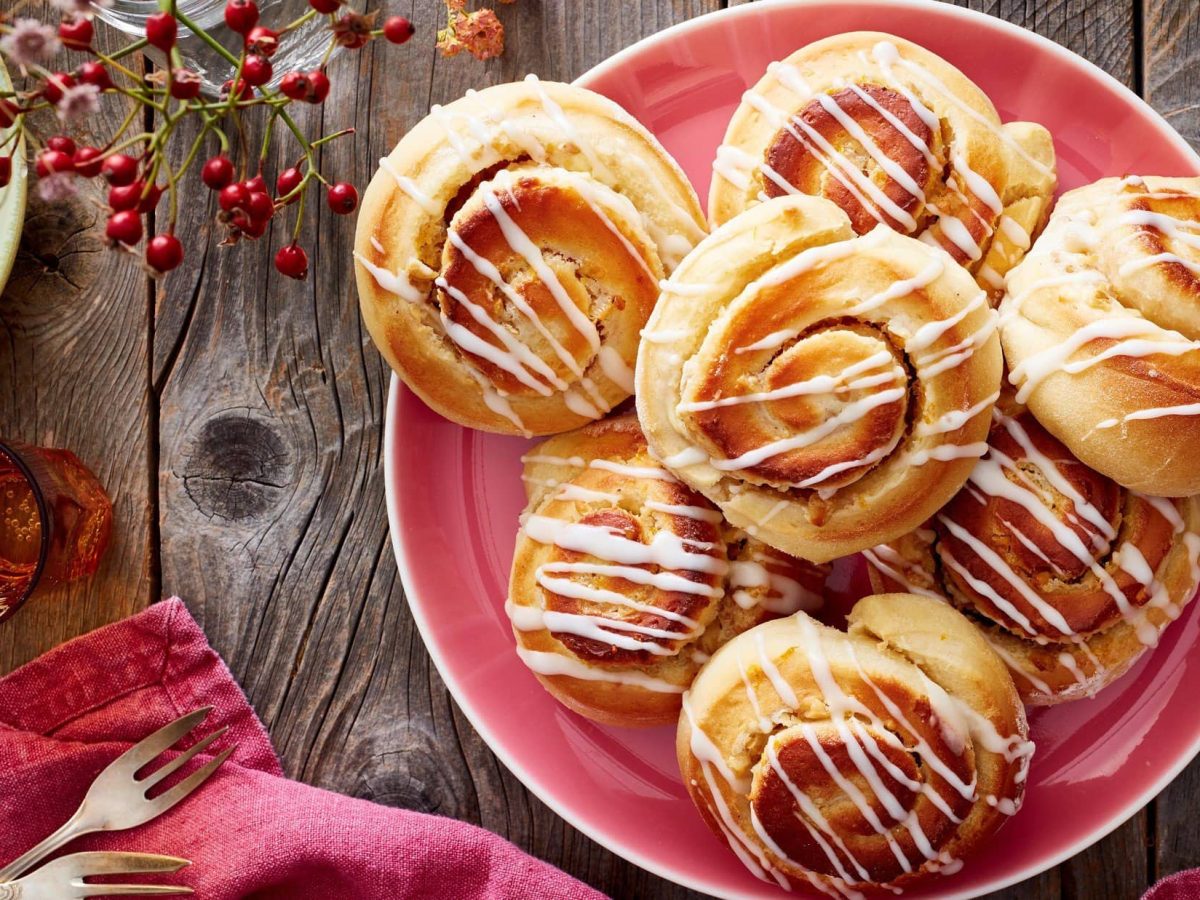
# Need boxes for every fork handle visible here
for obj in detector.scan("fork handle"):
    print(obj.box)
[0,807,88,881]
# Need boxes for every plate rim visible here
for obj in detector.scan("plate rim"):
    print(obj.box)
[384,1,1200,896]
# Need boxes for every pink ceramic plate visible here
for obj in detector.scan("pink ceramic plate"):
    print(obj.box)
[384,2,1200,896]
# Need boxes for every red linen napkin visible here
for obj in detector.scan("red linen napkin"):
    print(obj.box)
[0,598,606,899]
[1145,871,1200,899]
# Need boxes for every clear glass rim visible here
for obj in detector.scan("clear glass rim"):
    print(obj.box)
[0,440,51,619]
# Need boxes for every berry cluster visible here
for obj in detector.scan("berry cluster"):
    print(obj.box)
[0,0,420,279]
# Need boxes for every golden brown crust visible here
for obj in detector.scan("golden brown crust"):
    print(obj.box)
[677,595,1029,894]
[1001,176,1200,496]
[636,195,1003,563]
[865,404,1200,704]
[709,32,1056,298]
[355,80,706,436]
[508,414,828,727]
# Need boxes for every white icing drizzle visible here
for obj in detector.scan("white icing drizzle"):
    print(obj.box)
[1008,317,1200,404]
[679,351,901,413]
[516,645,683,692]
[380,157,440,214]
[640,327,691,345]
[598,346,636,393]
[710,388,906,471]
[735,329,801,354]
[1096,402,1200,429]
[354,252,422,302]
[871,41,1053,178]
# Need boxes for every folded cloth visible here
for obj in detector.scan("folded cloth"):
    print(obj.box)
[1145,870,1200,900]
[0,599,606,899]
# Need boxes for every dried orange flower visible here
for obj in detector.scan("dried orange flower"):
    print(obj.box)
[438,2,509,60]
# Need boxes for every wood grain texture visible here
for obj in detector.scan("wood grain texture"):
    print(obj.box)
[1,0,1196,898]
[0,7,154,671]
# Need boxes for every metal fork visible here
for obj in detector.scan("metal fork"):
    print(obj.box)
[0,852,192,898]
[0,708,234,882]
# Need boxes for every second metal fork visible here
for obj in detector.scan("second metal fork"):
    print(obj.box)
[0,708,233,882]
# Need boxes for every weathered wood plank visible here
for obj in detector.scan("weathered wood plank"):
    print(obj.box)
[155,2,721,898]
[0,7,154,674]
[1144,0,1200,883]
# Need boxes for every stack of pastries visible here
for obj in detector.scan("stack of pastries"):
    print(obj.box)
[356,30,1200,896]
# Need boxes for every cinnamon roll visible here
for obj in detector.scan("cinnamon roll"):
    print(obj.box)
[355,78,707,436]
[1001,176,1200,496]
[637,195,1003,563]
[679,593,1030,895]
[710,32,1056,298]
[866,399,1200,705]
[508,414,828,727]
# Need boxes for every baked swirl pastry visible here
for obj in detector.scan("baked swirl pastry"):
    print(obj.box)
[865,399,1200,705]
[710,32,1056,298]
[355,78,707,436]
[508,414,828,727]
[678,594,1031,895]
[636,195,1003,563]
[1001,176,1200,495]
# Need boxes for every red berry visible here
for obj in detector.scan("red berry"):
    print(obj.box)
[137,182,165,213]
[58,16,93,48]
[0,157,12,188]
[245,25,278,57]
[0,98,19,128]
[306,70,330,103]
[326,181,358,215]
[72,146,103,177]
[241,54,273,87]
[233,213,268,238]
[101,153,138,186]
[79,61,112,90]
[201,156,235,190]
[275,166,303,199]
[146,234,184,271]
[170,68,202,100]
[383,16,414,44]
[47,135,76,156]
[224,0,259,35]
[106,210,143,245]
[108,181,144,211]
[243,174,266,194]
[145,12,177,50]
[219,182,250,212]
[42,72,75,104]
[308,0,340,12]
[35,149,74,178]
[274,242,308,279]
[221,78,253,101]
[245,190,274,222]
[278,70,308,100]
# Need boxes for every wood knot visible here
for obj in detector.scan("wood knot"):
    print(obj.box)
[180,413,291,521]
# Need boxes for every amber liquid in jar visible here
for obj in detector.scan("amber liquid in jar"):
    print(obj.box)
[0,445,113,622]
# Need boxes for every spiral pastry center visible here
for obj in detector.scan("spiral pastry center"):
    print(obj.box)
[749,722,965,883]
[682,316,910,491]
[931,413,1178,637]
[438,167,658,411]
[764,84,938,235]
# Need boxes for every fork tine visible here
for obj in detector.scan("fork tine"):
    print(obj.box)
[48,852,191,877]
[79,885,193,897]
[101,708,214,779]
[142,745,235,816]
[140,726,230,792]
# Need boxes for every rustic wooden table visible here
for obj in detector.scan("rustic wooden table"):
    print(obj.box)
[2,0,1197,896]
